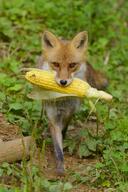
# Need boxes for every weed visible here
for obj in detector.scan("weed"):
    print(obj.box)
[0,0,128,191]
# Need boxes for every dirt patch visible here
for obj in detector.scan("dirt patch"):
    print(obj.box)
[0,113,21,141]
[30,146,102,192]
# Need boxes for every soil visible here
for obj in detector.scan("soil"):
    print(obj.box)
[0,113,20,141]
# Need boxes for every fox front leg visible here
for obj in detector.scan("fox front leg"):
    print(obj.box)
[49,122,64,175]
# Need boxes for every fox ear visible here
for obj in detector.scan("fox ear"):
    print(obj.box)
[71,31,88,50]
[42,31,60,49]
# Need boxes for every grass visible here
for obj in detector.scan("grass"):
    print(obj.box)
[0,0,128,191]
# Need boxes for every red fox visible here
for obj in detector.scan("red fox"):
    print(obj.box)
[37,31,108,175]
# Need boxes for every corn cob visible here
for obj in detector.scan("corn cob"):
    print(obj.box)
[25,69,112,101]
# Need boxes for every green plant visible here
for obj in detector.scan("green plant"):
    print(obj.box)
[0,0,128,191]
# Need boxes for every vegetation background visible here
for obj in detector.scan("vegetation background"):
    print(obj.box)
[0,0,128,191]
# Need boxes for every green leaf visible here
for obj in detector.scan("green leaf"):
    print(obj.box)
[95,162,104,169]
[78,144,91,158]
[63,182,72,191]
[86,137,97,152]
[0,168,4,177]
[0,92,6,101]
[9,103,23,110]
[9,84,22,91]
[119,163,128,172]
[102,180,111,187]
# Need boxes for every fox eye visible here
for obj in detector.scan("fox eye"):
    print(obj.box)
[69,62,77,68]
[51,62,60,68]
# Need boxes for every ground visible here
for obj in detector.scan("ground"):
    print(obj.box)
[0,112,109,192]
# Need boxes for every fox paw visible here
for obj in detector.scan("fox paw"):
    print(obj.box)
[56,167,65,176]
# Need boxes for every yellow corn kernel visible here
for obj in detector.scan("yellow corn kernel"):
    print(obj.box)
[25,69,112,101]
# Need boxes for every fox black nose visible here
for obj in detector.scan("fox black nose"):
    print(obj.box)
[60,80,67,86]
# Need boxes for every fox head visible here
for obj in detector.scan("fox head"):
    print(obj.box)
[42,31,88,86]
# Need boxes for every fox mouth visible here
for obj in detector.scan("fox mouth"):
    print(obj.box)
[55,77,73,87]
[59,84,69,87]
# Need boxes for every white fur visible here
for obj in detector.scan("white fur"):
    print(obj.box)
[41,61,50,70]
[74,63,87,80]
